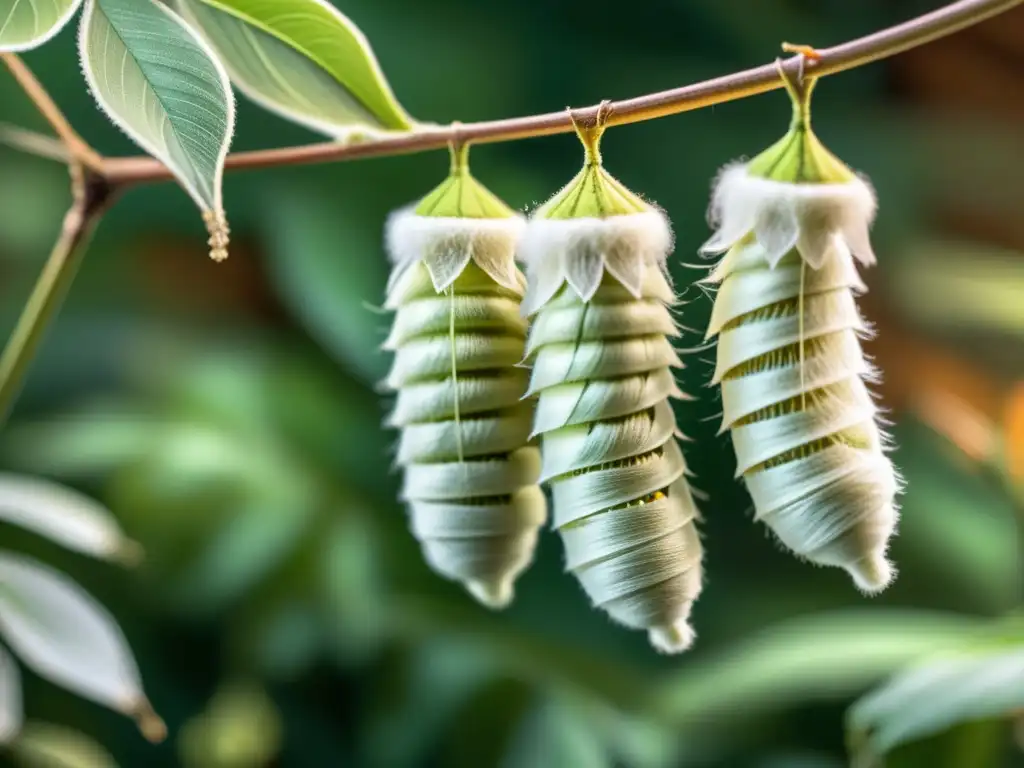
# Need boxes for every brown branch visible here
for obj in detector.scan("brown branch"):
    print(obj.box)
[0,123,69,163]
[101,0,1024,186]
[1,54,103,170]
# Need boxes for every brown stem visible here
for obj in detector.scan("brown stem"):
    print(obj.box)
[1,54,103,171]
[101,0,1022,185]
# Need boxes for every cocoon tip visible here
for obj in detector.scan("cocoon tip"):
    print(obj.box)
[467,578,515,610]
[648,620,695,655]
[847,552,894,595]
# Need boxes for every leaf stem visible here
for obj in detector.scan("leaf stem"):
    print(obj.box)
[99,0,1022,184]
[0,167,114,424]
[1,54,103,171]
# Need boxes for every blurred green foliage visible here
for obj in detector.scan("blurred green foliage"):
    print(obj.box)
[2,0,1024,766]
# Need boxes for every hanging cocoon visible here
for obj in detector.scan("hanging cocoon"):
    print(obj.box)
[382,145,547,609]
[701,72,900,593]
[520,121,703,654]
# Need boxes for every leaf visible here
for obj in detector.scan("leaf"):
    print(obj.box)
[0,473,140,564]
[652,611,985,726]
[260,185,390,384]
[174,0,412,138]
[78,0,234,243]
[12,721,118,768]
[501,694,613,768]
[848,646,1024,764]
[0,553,161,739]
[882,719,1010,768]
[0,645,22,744]
[174,496,314,614]
[0,0,81,52]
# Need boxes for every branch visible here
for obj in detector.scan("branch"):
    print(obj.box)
[1,54,102,170]
[0,123,69,163]
[0,168,115,424]
[102,0,1022,185]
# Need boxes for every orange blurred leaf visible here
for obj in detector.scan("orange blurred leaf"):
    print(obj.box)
[1003,382,1024,482]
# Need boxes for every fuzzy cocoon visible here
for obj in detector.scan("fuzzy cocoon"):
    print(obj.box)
[702,163,877,270]
[519,210,673,316]
[386,207,526,295]
[703,166,900,593]
[523,209,704,654]
[382,218,546,609]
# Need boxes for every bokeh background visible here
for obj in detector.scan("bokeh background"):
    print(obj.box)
[1,0,1024,765]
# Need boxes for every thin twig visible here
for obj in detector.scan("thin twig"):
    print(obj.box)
[0,168,114,424]
[0,123,69,163]
[1,54,102,170]
[100,0,1022,185]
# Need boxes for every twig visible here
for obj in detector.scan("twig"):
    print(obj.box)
[100,0,1022,185]
[0,123,69,163]
[0,167,115,423]
[1,54,102,170]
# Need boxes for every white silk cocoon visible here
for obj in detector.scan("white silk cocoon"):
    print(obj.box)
[383,213,546,609]
[703,166,899,594]
[521,210,704,654]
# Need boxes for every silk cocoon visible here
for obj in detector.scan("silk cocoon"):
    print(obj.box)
[521,209,704,654]
[383,210,546,609]
[702,166,899,593]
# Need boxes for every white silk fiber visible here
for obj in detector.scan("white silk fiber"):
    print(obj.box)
[519,210,674,316]
[702,163,877,270]
[386,208,525,294]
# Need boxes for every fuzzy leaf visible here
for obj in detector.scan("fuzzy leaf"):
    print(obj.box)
[848,645,1024,763]
[0,0,81,51]
[174,0,412,137]
[79,0,234,216]
[0,474,139,564]
[0,554,150,723]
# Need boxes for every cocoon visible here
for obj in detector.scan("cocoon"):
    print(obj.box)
[521,122,703,653]
[701,73,900,593]
[382,147,547,608]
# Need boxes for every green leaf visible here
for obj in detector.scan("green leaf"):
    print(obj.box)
[79,0,234,224]
[173,496,314,615]
[652,611,985,726]
[0,0,81,52]
[174,0,412,138]
[882,719,1011,768]
[501,694,613,768]
[848,646,1024,764]
[13,721,118,768]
